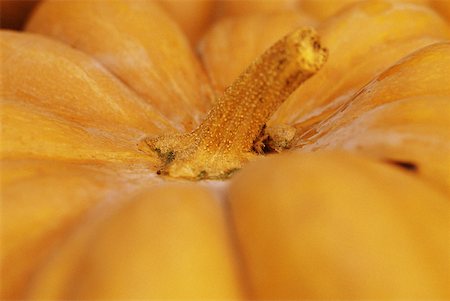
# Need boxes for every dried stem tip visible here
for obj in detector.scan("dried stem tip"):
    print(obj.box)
[143,27,328,180]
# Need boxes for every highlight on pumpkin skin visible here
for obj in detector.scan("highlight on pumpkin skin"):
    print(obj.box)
[142,27,328,180]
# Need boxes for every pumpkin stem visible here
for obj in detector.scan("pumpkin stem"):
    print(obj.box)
[143,27,328,180]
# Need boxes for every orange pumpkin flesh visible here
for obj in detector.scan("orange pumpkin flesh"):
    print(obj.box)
[1,0,450,299]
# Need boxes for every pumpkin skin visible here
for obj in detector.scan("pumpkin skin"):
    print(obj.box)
[157,0,216,44]
[25,0,213,129]
[230,152,450,299]
[202,0,450,193]
[1,0,450,299]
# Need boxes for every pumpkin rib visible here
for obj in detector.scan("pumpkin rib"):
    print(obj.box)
[1,0,450,299]
[298,41,450,134]
[24,176,157,298]
[200,11,318,92]
[431,0,450,22]
[201,1,450,129]
[284,35,450,130]
[157,0,216,45]
[270,0,450,125]
[26,0,215,130]
[1,159,160,299]
[298,95,450,195]
[0,100,159,164]
[26,184,246,299]
[217,0,301,19]
[228,152,450,299]
[292,41,450,141]
[0,30,175,136]
[291,42,450,194]
[24,202,118,298]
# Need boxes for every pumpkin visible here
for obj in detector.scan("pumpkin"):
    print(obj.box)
[1,0,450,299]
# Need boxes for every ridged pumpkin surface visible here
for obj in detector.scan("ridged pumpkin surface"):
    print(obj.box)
[1,0,449,299]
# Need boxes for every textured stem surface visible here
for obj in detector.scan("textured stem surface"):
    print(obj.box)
[144,27,328,180]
